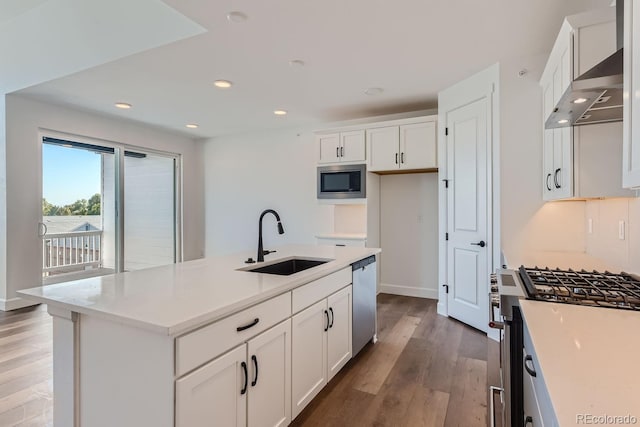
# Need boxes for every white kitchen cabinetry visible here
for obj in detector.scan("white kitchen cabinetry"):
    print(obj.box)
[176,344,247,427]
[316,235,367,247]
[317,130,365,164]
[292,285,352,418]
[176,319,292,427]
[367,121,437,172]
[623,0,640,188]
[541,8,632,200]
[247,320,292,427]
[523,322,558,427]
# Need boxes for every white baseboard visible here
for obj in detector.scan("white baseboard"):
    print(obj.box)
[379,283,439,299]
[0,297,39,311]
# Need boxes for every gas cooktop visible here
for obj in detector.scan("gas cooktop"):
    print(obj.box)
[518,266,640,311]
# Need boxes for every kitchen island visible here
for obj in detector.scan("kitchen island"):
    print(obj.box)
[19,244,380,427]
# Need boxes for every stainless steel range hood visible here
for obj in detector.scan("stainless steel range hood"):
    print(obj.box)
[545,2,623,129]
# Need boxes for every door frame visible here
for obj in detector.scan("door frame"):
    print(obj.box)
[437,64,501,338]
[38,129,183,281]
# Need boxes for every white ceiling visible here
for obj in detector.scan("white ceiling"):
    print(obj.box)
[9,0,612,138]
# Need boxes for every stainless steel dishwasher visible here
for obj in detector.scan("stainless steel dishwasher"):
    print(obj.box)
[352,255,377,356]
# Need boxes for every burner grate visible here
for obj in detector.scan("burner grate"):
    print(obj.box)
[518,266,640,310]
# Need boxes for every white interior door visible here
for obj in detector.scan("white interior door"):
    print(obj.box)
[446,98,489,332]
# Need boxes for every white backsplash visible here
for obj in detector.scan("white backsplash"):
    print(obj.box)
[585,197,640,274]
[333,204,366,234]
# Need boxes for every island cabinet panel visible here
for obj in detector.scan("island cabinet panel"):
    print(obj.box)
[291,299,328,419]
[176,292,292,377]
[176,344,247,427]
[247,319,292,427]
[78,314,175,427]
[327,285,352,381]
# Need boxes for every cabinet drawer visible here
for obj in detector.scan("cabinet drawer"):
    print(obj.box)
[316,237,366,247]
[176,292,291,377]
[292,267,351,314]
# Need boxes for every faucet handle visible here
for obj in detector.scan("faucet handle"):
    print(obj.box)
[262,250,277,256]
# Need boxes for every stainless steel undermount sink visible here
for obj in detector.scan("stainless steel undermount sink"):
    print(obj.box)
[241,257,331,276]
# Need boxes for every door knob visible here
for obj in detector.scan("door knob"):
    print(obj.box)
[471,240,486,248]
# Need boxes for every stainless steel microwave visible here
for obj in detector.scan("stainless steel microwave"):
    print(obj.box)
[317,164,366,199]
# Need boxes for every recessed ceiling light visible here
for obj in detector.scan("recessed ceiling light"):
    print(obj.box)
[289,59,305,68]
[115,102,132,109]
[227,11,248,23]
[213,80,233,89]
[186,124,199,129]
[364,87,383,96]
[558,119,569,124]
[573,98,588,104]
[274,110,288,116]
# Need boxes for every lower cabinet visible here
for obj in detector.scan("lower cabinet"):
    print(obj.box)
[291,285,352,418]
[523,322,558,427]
[176,319,292,427]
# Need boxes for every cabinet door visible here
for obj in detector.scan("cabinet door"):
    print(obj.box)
[552,127,573,199]
[327,285,352,381]
[317,133,340,164]
[623,0,640,188]
[399,122,437,170]
[543,129,555,201]
[291,299,328,419]
[340,130,366,163]
[175,344,247,427]
[367,126,399,171]
[247,320,291,427]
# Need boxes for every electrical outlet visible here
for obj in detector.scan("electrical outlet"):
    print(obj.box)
[619,220,626,240]
[588,218,593,234]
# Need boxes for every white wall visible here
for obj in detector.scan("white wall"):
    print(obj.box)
[585,197,640,273]
[499,56,587,266]
[0,95,6,302]
[379,173,439,299]
[1,95,204,310]
[203,128,333,257]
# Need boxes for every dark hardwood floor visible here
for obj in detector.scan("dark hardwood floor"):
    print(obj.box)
[292,294,499,427]
[0,295,497,427]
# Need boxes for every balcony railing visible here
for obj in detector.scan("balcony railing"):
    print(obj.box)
[42,230,102,275]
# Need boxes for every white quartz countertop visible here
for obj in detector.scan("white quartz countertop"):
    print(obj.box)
[520,300,640,426]
[18,245,380,337]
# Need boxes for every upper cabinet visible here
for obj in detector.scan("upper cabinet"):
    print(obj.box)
[317,130,365,164]
[623,0,640,188]
[540,8,633,200]
[368,121,437,172]
[316,116,437,173]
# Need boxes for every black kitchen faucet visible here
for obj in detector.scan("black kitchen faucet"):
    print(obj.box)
[256,209,284,262]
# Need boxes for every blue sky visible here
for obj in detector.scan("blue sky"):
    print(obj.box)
[42,144,101,206]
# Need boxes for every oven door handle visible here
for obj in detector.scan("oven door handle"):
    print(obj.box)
[488,297,504,329]
[489,385,504,427]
